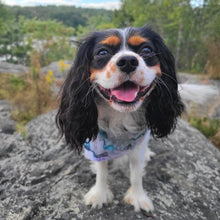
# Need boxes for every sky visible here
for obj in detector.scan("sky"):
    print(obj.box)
[2,0,121,10]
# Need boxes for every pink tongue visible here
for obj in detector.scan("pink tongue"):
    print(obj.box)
[111,87,138,102]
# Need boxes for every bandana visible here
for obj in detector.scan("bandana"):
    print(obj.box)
[84,129,150,161]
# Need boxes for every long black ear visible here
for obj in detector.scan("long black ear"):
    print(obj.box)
[143,27,184,137]
[56,34,99,153]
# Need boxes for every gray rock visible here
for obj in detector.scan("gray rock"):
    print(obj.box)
[0,100,16,134]
[0,61,29,75]
[179,73,202,84]
[41,60,72,79]
[0,60,71,79]
[179,73,220,119]
[0,109,219,220]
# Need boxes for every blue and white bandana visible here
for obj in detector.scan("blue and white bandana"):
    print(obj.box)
[84,129,150,161]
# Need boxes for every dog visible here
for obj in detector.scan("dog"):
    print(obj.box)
[56,25,184,213]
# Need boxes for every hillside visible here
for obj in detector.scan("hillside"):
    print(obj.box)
[7,5,113,29]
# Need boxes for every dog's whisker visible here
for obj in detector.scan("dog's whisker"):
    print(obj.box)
[74,77,91,94]
[83,86,93,103]
[83,84,97,105]
[161,72,177,83]
[154,78,163,93]
[156,77,173,102]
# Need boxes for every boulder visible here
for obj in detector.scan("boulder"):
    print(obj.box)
[179,73,220,119]
[0,61,29,75]
[0,100,15,135]
[0,107,219,220]
[41,60,72,79]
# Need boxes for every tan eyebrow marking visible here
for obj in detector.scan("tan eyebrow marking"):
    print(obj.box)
[101,35,121,46]
[128,35,148,46]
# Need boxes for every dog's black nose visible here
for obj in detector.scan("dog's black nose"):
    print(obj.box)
[116,56,138,74]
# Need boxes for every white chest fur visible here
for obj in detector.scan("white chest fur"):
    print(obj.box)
[97,101,147,143]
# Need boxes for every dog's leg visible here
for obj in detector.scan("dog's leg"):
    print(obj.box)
[124,141,154,212]
[84,160,113,208]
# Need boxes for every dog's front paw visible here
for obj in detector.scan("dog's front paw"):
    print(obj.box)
[145,148,155,163]
[84,185,113,209]
[124,187,154,212]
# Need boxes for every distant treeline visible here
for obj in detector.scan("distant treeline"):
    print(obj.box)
[8,5,113,29]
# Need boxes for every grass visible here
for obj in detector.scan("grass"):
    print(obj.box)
[0,46,73,137]
[0,72,57,125]
[187,114,220,150]
[0,50,58,131]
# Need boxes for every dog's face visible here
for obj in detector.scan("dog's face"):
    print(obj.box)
[90,28,161,112]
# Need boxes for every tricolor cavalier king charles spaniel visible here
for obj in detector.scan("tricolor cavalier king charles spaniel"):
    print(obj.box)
[56,25,184,213]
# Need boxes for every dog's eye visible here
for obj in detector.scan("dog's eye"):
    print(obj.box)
[142,47,152,54]
[97,49,109,56]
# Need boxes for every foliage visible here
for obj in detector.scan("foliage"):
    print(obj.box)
[23,18,75,39]
[188,116,219,138]
[22,18,75,66]
[211,129,220,150]
[187,115,220,149]
[8,5,113,30]
[58,60,71,75]
[205,9,220,79]
[0,72,56,124]
[0,2,10,32]
[76,14,115,36]
[0,4,31,64]
[0,51,57,125]
[0,13,75,66]
[45,70,55,85]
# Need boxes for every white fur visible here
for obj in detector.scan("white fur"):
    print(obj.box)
[84,161,113,208]
[124,133,154,212]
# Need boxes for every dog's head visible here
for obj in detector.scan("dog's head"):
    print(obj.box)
[56,26,184,152]
[89,28,161,112]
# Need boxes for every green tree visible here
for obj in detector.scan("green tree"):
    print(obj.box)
[22,18,75,66]
[0,5,31,64]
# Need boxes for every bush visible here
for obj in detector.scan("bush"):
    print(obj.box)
[0,50,57,125]
[187,115,220,150]
[0,72,56,124]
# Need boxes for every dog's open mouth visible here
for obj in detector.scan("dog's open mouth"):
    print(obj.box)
[97,81,154,104]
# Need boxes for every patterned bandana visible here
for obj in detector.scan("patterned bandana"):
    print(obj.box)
[84,129,150,161]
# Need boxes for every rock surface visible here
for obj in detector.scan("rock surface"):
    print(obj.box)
[0,103,219,220]
[179,73,220,119]
[0,100,15,135]
[41,60,72,78]
[0,61,29,75]
[0,60,71,78]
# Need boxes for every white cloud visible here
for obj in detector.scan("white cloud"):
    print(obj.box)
[3,0,19,6]
[80,1,121,10]
[3,0,79,6]
[3,0,121,10]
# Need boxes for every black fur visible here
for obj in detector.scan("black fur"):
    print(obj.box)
[56,33,99,153]
[140,26,184,137]
[56,26,184,152]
